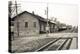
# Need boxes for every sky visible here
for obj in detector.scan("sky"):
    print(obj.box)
[12,0,78,26]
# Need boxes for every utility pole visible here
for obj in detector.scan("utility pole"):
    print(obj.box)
[46,3,49,37]
[9,1,12,19]
[15,1,19,37]
[8,1,12,52]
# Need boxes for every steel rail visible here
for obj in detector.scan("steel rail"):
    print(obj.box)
[35,38,61,51]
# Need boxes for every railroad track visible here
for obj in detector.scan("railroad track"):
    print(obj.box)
[35,38,73,51]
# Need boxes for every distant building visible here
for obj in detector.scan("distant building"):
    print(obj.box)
[11,11,56,37]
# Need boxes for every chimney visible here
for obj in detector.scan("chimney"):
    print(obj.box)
[32,11,34,14]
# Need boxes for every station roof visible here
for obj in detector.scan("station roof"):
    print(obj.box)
[11,11,56,24]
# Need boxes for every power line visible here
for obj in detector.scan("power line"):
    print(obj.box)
[9,1,21,18]
[14,1,77,6]
[15,1,57,5]
[15,1,58,4]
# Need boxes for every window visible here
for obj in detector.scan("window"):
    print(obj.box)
[11,32,14,36]
[25,22,28,27]
[34,22,36,28]
[11,22,14,26]
[41,24,44,31]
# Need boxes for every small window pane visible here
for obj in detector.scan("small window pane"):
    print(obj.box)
[25,22,28,27]
[11,22,14,26]
[34,22,36,27]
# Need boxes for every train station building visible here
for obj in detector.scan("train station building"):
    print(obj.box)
[11,11,57,37]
